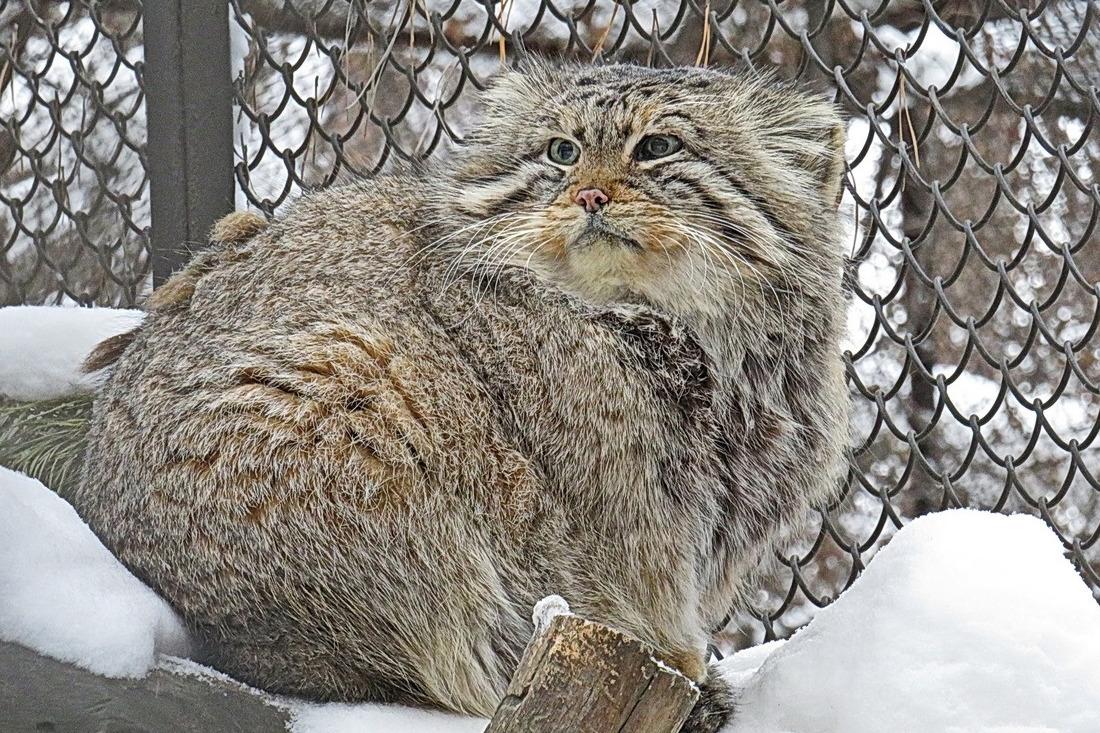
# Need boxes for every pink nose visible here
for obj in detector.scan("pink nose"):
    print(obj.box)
[575,187,610,213]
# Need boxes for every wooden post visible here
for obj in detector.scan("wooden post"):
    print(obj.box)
[486,599,699,733]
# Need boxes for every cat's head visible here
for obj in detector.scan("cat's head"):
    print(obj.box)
[441,61,846,318]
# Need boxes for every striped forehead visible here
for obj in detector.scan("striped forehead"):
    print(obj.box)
[548,79,687,146]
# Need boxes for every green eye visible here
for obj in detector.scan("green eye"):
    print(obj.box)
[635,134,683,161]
[547,138,581,165]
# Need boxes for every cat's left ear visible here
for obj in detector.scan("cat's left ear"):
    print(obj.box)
[796,118,847,210]
[822,122,847,208]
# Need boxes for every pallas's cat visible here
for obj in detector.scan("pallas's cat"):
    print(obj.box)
[76,61,849,732]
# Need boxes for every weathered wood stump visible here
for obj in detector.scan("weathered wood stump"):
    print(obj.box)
[486,599,699,733]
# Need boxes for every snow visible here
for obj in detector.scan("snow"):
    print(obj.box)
[722,510,1100,733]
[715,640,783,689]
[290,701,488,733]
[164,656,488,733]
[0,466,191,678]
[0,305,145,400]
[532,594,571,634]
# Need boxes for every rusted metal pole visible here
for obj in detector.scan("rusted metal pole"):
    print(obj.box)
[143,0,234,284]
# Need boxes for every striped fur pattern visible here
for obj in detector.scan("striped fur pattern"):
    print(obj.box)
[74,61,849,731]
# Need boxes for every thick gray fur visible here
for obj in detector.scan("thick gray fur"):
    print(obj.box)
[74,61,850,728]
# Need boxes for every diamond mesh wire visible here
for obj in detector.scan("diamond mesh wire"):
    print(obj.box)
[2,0,1098,648]
[1,0,148,306]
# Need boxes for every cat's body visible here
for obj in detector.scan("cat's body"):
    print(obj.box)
[74,62,849,729]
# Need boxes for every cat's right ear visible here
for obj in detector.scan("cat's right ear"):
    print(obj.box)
[480,51,555,104]
[784,104,848,211]
[478,53,566,112]
[477,42,533,98]
[477,61,540,123]
[479,64,525,105]
[497,49,567,78]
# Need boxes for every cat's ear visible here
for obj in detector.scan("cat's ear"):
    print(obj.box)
[746,81,847,209]
[480,54,569,110]
[816,121,847,209]
[789,112,847,210]
[478,64,530,109]
[481,51,544,96]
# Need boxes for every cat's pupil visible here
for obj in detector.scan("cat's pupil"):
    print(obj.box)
[650,138,669,155]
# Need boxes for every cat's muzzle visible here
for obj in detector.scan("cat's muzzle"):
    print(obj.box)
[571,215,642,251]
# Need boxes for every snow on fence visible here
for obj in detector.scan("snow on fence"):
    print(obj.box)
[1,0,1098,651]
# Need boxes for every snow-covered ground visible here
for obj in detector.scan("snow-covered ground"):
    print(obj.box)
[2,305,1100,731]
[289,700,488,733]
[725,510,1100,733]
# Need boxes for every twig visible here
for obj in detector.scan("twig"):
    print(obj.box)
[591,1,621,61]
[345,0,404,112]
[899,75,921,170]
[497,0,514,64]
[694,0,712,67]
[646,9,660,67]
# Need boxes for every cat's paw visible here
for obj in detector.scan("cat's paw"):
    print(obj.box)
[680,671,735,733]
[598,305,711,412]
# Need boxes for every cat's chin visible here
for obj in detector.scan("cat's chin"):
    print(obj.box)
[533,259,684,313]
[522,239,726,316]
[569,220,643,252]
[555,261,741,323]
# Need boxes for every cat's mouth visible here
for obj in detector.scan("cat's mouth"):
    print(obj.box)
[571,215,643,251]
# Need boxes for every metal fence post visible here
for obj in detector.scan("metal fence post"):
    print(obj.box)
[143,0,234,285]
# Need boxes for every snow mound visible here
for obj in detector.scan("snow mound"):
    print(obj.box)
[290,701,488,733]
[0,305,144,400]
[723,510,1100,733]
[0,466,191,677]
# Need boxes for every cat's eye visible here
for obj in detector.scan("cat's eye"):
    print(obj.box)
[547,138,581,166]
[635,134,683,161]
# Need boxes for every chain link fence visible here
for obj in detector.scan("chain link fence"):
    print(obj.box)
[1,0,147,306]
[2,0,1098,648]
